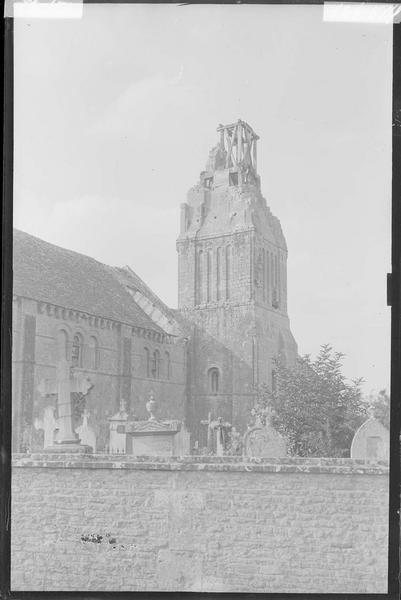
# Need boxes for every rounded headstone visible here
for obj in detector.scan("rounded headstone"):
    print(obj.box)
[350,417,389,461]
[243,425,287,458]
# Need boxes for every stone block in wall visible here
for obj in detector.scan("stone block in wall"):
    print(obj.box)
[156,549,203,591]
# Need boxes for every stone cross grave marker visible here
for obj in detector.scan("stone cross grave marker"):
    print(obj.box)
[200,414,232,456]
[37,358,93,451]
[211,417,232,456]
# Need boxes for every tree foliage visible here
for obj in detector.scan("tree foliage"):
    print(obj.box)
[253,344,367,457]
[367,389,390,429]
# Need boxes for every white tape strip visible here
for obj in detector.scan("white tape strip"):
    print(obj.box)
[4,0,83,19]
[324,2,401,24]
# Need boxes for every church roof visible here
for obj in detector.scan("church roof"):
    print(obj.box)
[13,229,164,333]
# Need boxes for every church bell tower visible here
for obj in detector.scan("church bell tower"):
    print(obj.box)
[177,120,297,441]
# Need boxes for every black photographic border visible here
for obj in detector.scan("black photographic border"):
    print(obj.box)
[1,2,399,598]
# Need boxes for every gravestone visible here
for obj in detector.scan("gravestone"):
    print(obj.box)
[75,409,97,451]
[200,412,214,453]
[350,417,389,461]
[212,417,232,456]
[243,424,287,458]
[109,399,129,454]
[34,405,58,448]
[37,359,93,452]
[200,413,232,455]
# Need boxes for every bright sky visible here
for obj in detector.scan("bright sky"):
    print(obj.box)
[14,4,392,395]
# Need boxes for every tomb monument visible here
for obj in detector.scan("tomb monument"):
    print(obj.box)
[109,392,190,456]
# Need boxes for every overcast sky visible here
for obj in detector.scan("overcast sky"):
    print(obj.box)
[14,4,392,395]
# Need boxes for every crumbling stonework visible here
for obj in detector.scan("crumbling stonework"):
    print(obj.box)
[11,455,388,593]
[177,121,297,441]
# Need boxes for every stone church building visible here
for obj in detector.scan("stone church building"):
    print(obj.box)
[12,121,297,452]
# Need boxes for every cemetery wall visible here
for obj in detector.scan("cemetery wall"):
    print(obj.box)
[11,455,389,593]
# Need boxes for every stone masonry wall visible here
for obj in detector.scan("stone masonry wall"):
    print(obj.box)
[11,455,388,593]
[177,174,298,438]
[12,297,186,452]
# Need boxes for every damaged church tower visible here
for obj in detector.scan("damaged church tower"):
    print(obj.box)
[177,120,297,443]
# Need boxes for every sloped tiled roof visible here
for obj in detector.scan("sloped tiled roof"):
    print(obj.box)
[13,229,163,332]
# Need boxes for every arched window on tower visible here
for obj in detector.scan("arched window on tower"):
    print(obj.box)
[272,254,279,309]
[71,333,83,368]
[144,347,150,377]
[56,329,69,361]
[206,249,212,303]
[216,247,221,301]
[271,253,274,289]
[266,249,270,301]
[277,254,281,307]
[151,350,160,379]
[89,336,99,370]
[208,367,220,394]
[262,250,266,301]
[225,245,232,300]
[197,249,204,304]
[283,257,287,311]
[165,351,171,380]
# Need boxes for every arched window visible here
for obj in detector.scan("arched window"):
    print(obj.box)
[89,336,99,370]
[216,247,221,301]
[283,258,287,309]
[197,250,204,304]
[225,245,232,300]
[262,250,266,301]
[151,350,160,379]
[56,329,69,361]
[270,253,274,289]
[277,254,281,306]
[165,351,171,380]
[208,367,220,394]
[144,347,150,377]
[206,249,212,303]
[71,333,83,368]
